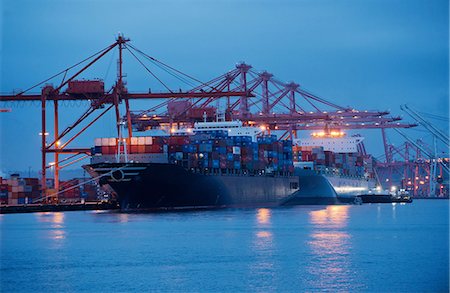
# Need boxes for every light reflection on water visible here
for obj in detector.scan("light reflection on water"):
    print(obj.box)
[392,202,397,220]
[249,208,276,291]
[307,206,364,291]
[35,212,66,245]
[257,208,271,225]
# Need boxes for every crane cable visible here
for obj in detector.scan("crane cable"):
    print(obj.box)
[125,46,174,93]
[127,43,217,91]
[15,44,114,95]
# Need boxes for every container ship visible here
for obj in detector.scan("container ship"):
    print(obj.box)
[83,121,339,211]
[292,131,378,200]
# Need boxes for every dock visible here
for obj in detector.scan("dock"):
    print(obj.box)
[0,201,119,214]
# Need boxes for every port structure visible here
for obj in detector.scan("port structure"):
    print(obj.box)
[0,35,417,200]
[376,106,449,197]
[0,35,249,200]
[129,61,416,136]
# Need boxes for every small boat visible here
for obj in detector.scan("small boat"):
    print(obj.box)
[357,188,413,204]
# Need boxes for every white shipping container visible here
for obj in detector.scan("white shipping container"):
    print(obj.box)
[101,138,109,146]
[232,146,241,155]
[145,137,153,145]
[130,137,138,145]
[137,137,145,145]
[108,138,117,146]
[94,138,102,146]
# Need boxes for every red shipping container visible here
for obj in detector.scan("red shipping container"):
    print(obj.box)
[130,145,138,154]
[67,80,104,94]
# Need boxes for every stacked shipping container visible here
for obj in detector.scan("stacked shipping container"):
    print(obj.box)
[0,175,99,205]
[92,136,167,155]
[1,175,40,205]
[58,178,99,202]
[166,132,294,174]
[293,146,375,178]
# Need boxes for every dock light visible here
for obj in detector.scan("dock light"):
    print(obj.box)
[376,186,382,192]
[419,181,425,185]
[56,140,61,147]
[407,181,412,185]
[186,128,192,133]
[39,132,49,136]
[48,162,55,166]
[170,128,176,133]
[260,125,266,131]
[391,186,397,192]
[425,176,429,180]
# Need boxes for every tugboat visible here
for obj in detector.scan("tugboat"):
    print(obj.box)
[357,187,413,204]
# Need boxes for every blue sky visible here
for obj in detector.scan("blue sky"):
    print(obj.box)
[1,0,448,174]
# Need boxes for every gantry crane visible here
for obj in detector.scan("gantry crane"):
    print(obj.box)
[0,35,418,201]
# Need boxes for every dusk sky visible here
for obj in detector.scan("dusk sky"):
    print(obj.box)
[1,0,448,174]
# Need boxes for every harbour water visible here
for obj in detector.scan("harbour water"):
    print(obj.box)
[1,200,448,292]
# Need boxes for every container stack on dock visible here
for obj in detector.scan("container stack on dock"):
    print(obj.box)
[58,178,99,203]
[293,146,375,178]
[0,175,40,205]
[0,174,100,205]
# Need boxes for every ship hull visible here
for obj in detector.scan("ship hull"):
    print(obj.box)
[288,169,340,205]
[84,163,304,210]
[323,174,377,196]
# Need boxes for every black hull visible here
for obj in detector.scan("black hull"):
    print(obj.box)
[84,163,304,210]
[83,163,341,211]
[358,194,413,204]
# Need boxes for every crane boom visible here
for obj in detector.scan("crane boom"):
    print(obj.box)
[401,104,449,146]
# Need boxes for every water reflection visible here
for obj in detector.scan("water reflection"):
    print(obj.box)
[309,205,349,228]
[307,206,362,291]
[248,208,276,291]
[35,212,66,246]
[392,203,397,220]
[257,208,271,225]
[118,213,130,223]
[256,231,272,238]
[254,208,273,245]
